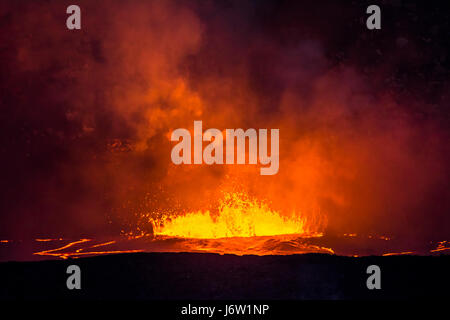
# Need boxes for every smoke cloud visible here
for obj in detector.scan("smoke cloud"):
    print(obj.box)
[0,0,449,242]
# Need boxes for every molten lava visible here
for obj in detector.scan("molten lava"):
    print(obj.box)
[153,192,323,238]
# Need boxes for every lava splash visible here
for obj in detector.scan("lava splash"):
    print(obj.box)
[152,192,324,238]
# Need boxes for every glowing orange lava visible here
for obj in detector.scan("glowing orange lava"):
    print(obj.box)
[33,239,143,259]
[431,241,450,253]
[153,192,324,239]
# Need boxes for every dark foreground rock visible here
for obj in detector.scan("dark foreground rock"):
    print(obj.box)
[0,253,449,300]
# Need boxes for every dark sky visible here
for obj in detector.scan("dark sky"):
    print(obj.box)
[0,0,449,240]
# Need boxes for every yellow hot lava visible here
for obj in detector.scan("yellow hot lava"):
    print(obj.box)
[153,192,321,238]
